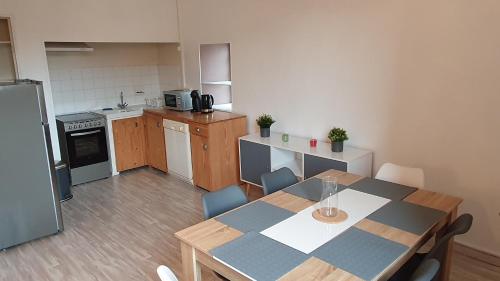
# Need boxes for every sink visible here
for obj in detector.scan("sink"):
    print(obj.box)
[96,105,146,118]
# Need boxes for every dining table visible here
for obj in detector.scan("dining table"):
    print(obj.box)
[175,169,462,281]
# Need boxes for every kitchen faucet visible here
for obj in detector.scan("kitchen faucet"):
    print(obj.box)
[117,91,128,109]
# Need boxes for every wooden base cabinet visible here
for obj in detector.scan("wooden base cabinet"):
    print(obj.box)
[190,118,247,191]
[144,112,168,172]
[190,132,210,188]
[112,117,146,172]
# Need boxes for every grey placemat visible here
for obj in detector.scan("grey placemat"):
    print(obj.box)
[348,177,417,201]
[311,227,409,281]
[211,232,309,281]
[283,177,347,202]
[215,201,294,233]
[367,200,447,235]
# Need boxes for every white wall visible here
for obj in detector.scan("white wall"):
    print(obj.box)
[1,0,179,159]
[178,0,500,255]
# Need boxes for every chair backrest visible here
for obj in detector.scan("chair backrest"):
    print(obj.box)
[157,265,179,281]
[375,163,425,188]
[202,185,248,219]
[261,167,299,195]
[425,214,473,262]
[409,259,440,281]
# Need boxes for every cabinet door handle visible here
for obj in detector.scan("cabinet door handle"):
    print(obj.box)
[203,144,208,150]
[157,122,160,128]
[135,122,138,127]
[196,128,200,132]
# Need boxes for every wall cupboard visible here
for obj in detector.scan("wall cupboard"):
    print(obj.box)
[0,17,17,82]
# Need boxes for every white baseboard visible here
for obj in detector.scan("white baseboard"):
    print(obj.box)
[455,239,500,258]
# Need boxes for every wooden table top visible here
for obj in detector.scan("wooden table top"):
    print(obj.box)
[175,169,463,281]
[144,108,246,125]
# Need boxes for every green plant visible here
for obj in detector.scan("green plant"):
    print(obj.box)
[328,127,349,142]
[256,114,276,128]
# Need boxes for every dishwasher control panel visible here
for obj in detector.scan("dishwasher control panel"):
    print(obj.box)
[163,119,189,133]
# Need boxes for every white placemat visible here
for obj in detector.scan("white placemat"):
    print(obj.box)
[261,189,391,254]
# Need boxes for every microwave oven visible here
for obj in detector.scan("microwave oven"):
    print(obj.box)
[163,90,193,111]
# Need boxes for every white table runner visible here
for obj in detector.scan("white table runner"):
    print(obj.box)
[261,189,391,254]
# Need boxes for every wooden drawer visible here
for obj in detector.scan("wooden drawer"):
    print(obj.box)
[190,124,209,137]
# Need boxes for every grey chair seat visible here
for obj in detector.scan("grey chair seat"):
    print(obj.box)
[410,259,440,281]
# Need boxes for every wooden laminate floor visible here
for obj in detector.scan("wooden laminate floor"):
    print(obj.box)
[0,168,498,281]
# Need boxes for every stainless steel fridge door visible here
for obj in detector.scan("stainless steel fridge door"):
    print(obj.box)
[0,81,63,250]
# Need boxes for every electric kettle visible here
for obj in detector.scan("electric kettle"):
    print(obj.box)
[191,90,202,112]
[201,94,214,113]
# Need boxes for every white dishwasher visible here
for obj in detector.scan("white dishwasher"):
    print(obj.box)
[163,119,193,184]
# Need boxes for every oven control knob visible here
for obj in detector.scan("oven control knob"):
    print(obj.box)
[79,124,83,128]
[68,125,72,130]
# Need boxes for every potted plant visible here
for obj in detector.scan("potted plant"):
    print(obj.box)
[328,127,349,152]
[256,114,275,137]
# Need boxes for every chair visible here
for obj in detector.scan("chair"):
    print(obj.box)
[157,265,179,281]
[375,163,425,188]
[202,185,248,280]
[390,214,473,281]
[260,167,299,196]
[409,259,440,281]
[202,185,248,219]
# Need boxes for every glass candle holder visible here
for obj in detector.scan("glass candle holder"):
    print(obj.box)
[282,133,289,142]
[310,138,317,147]
[320,176,338,217]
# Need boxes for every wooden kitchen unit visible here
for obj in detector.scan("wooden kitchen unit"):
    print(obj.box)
[144,108,247,191]
[112,116,147,172]
[144,112,168,172]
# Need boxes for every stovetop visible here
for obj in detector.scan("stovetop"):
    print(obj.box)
[56,112,104,123]
[56,112,106,132]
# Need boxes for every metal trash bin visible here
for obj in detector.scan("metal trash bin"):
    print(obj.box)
[55,161,73,202]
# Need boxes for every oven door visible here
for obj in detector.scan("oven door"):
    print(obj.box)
[164,93,179,109]
[65,127,109,169]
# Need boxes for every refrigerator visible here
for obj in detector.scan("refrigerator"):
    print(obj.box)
[0,80,63,250]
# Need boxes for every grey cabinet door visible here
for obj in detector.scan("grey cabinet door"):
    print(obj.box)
[304,154,347,179]
[239,140,270,186]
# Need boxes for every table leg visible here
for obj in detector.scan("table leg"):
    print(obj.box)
[245,183,250,197]
[181,241,201,281]
[439,207,457,281]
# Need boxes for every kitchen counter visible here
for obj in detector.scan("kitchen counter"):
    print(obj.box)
[144,108,246,125]
[97,105,246,176]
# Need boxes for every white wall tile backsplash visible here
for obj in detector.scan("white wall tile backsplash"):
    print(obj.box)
[50,65,171,115]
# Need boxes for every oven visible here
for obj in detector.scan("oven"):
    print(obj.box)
[56,112,111,185]
[65,127,108,169]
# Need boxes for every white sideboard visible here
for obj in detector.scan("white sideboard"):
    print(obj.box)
[239,133,373,187]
